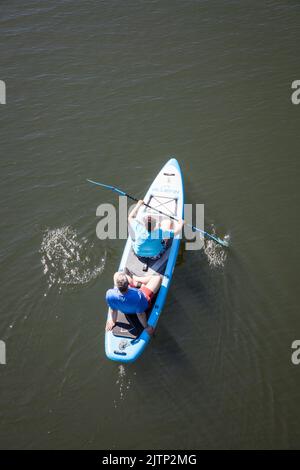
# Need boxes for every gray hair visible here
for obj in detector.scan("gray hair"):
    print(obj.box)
[114,272,129,293]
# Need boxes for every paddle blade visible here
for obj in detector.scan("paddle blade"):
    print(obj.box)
[217,237,229,247]
[87,179,111,189]
[86,179,126,196]
[189,224,229,248]
[207,233,230,247]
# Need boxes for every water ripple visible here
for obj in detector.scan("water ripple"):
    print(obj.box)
[40,225,105,293]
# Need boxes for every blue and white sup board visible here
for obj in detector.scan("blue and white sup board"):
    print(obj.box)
[105,158,184,363]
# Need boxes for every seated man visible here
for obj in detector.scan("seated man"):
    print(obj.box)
[128,200,184,259]
[105,271,162,335]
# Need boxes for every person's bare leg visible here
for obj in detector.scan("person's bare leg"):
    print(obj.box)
[131,274,153,285]
[137,312,154,336]
[114,271,147,287]
[137,312,147,328]
[122,269,162,288]
[144,274,162,294]
[121,273,150,287]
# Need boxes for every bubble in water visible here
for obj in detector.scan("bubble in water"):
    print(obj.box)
[114,365,131,407]
[40,226,106,292]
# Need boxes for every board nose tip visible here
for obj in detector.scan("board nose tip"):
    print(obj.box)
[167,157,179,166]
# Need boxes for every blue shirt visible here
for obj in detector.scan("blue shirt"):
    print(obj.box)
[130,220,174,257]
[106,287,149,314]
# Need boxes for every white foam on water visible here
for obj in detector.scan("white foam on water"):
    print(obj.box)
[203,228,230,268]
[40,226,106,293]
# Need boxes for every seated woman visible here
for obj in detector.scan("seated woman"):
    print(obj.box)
[128,200,184,259]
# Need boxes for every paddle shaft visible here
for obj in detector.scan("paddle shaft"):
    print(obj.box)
[130,195,224,245]
[87,179,228,246]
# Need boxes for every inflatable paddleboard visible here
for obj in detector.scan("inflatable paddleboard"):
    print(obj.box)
[105,158,184,363]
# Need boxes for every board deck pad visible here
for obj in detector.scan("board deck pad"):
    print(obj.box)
[112,311,144,339]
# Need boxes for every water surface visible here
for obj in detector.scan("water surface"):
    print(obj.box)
[0,0,300,449]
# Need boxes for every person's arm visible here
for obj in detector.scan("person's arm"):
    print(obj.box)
[128,200,144,223]
[137,312,154,335]
[106,307,118,331]
[173,219,185,236]
[161,219,184,241]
